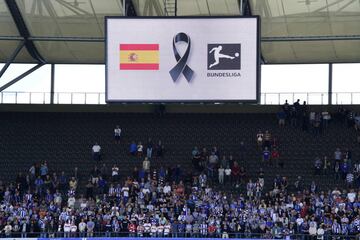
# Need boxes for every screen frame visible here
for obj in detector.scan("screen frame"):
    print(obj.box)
[105,16,261,104]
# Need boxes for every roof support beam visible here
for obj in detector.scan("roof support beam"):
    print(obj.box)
[0,63,44,92]
[328,63,333,105]
[1,35,360,43]
[5,0,45,63]
[0,41,25,79]
[50,64,55,104]
[262,35,360,42]
[125,0,137,16]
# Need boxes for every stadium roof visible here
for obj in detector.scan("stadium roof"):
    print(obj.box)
[0,0,359,64]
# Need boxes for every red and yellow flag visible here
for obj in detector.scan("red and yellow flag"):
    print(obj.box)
[119,44,159,70]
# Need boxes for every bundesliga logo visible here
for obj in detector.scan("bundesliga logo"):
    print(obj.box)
[207,44,241,70]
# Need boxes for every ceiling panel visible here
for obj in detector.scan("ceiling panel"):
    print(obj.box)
[252,0,360,63]
[0,40,35,63]
[262,40,360,63]
[133,0,240,16]
[15,0,124,37]
[34,41,103,63]
[0,0,20,36]
[0,0,358,63]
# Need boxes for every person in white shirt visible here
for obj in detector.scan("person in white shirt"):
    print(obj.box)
[3,222,12,237]
[64,220,71,238]
[143,157,150,173]
[347,189,356,203]
[163,183,171,195]
[346,172,354,188]
[150,223,157,237]
[157,224,164,237]
[256,130,263,147]
[121,184,130,202]
[137,142,144,157]
[70,221,77,237]
[92,143,101,162]
[144,220,151,237]
[317,224,325,240]
[114,125,121,143]
[67,196,75,208]
[164,222,171,237]
[78,219,87,237]
[224,166,232,184]
[111,164,119,182]
[309,217,317,236]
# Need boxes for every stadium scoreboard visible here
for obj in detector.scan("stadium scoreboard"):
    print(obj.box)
[106,17,260,103]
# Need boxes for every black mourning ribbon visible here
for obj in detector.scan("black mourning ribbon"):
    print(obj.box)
[169,32,194,82]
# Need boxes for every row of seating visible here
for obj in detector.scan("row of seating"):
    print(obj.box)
[0,112,356,192]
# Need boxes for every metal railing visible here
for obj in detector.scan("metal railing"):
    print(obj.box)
[0,91,359,105]
[0,92,106,105]
[0,231,353,239]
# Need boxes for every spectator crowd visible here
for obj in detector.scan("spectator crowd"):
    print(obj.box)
[1,108,360,239]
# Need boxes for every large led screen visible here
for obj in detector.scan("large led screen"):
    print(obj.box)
[106,17,259,102]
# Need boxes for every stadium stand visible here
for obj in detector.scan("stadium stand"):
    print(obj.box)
[0,105,360,238]
[0,108,358,189]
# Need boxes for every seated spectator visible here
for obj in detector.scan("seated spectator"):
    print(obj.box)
[334,161,341,180]
[217,155,226,168]
[341,159,350,179]
[173,165,182,183]
[322,111,331,129]
[130,141,137,156]
[263,130,272,148]
[218,166,224,185]
[192,146,201,170]
[68,177,77,190]
[271,147,280,167]
[314,157,322,175]
[346,172,354,188]
[224,165,232,185]
[137,142,144,157]
[98,176,107,194]
[40,161,48,180]
[277,110,286,127]
[146,138,153,159]
[142,157,150,173]
[228,154,235,168]
[347,189,356,203]
[294,176,303,191]
[263,147,271,163]
[313,113,321,135]
[200,147,208,169]
[323,156,330,175]
[90,166,100,185]
[290,106,297,127]
[231,162,239,185]
[35,176,44,196]
[156,140,164,157]
[239,166,247,185]
[256,130,263,147]
[199,172,207,188]
[111,164,119,182]
[309,181,317,193]
[211,146,219,157]
[92,143,101,162]
[334,148,342,163]
[114,125,121,143]
[208,152,218,167]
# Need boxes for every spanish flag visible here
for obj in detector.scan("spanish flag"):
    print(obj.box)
[119,44,159,70]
